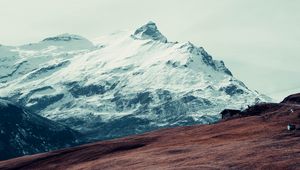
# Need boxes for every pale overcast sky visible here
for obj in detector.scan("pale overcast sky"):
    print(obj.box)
[0,0,299,101]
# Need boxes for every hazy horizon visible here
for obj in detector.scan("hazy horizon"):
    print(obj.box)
[1,0,299,101]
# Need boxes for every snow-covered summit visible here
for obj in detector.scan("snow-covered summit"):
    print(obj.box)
[19,33,95,52]
[42,33,88,42]
[0,22,270,140]
[178,41,233,76]
[132,21,167,43]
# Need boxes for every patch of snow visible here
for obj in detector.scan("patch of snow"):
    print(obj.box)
[0,22,271,140]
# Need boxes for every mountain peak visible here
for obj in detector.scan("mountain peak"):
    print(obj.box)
[132,21,167,43]
[42,33,86,42]
[36,33,94,50]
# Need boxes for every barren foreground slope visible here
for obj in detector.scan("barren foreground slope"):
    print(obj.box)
[0,94,300,170]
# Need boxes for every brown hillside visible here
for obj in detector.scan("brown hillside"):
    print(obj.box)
[1,94,300,170]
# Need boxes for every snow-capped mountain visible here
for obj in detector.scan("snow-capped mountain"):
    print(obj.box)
[0,99,81,160]
[0,22,270,140]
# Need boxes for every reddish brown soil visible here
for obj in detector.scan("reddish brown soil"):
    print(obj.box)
[1,94,300,170]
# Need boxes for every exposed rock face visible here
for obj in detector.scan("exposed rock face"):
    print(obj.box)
[42,33,86,42]
[0,22,270,141]
[220,109,241,119]
[132,21,168,42]
[0,93,299,170]
[0,99,81,161]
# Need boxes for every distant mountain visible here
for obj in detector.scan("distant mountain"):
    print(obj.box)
[1,93,298,170]
[0,99,81,160]
[0,21,270,140]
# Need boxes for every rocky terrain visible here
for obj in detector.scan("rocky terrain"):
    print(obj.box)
[0,99,81,161]
[0,93,298,170]
[0,22,269,141]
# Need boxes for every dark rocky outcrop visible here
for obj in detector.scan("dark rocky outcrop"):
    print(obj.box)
[132,21,167,43]
[220,109,241,119]
[281,93,300,104]
[0,99,81,161]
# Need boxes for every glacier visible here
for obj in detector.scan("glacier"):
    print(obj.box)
[0,22,270,140]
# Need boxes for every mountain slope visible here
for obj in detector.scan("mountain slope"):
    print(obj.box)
[0,22,269,140]
[0,93,298,170]
[0,99,81,161]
